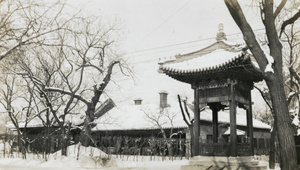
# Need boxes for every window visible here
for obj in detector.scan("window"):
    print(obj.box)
[258,138,265,149]
[206,134,213,143]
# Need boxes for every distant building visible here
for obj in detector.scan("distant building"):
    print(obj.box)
[91,91,271,156]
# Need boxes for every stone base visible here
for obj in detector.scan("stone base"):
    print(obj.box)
[181,156,268,170]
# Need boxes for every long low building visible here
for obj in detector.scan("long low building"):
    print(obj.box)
[91,92,271,156]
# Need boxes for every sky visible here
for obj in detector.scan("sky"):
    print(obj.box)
[69,0,264,59]
[64,0,266,107]
[0,1,269,123]
[56,0,270,114]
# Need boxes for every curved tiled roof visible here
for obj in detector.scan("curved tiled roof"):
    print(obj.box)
[158,40,262,84]
[161,49,244,74]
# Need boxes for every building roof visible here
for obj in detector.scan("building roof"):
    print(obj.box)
[158,26,262,84]
[92,103,271,132]
[223,128,246,135]
[5,113,85,130]
[161,48,243,74]
[5,119,47,129]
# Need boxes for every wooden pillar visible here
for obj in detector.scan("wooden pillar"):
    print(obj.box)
[193,87,200,156]
[186,126,192,157]
[212,108,218,143]
[229,82,237,156]
[246,90,254,156]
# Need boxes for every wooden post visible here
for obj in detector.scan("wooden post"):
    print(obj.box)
[212,107,218,143]
[229,82,237,156]
[193,87,200,156]
[186,126,193,157]
[246,90,254,156]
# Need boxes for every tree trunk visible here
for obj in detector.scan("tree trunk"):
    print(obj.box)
[166,142,173,157]
[266,77,297,170]
[189,125,194,157]
[224,1,297,168]
[80,107,94,147]
[80,126,92,147]
[18,135,26,159]
[269,125,276,169]
[61,129,67,156]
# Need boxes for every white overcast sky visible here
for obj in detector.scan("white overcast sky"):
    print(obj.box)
[63,0,267,108]
[0,0,270,120]
[68,0,264,59]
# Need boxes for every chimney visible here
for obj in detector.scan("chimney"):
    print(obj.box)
[134,98,142,105]
[216,23,227,41]
[159,91,168,108]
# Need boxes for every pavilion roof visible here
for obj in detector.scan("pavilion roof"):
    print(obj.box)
[161,48,243,74]
[158,40,262,84]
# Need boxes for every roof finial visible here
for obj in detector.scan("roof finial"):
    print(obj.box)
[218,23,224,32]
[216,23,227,41]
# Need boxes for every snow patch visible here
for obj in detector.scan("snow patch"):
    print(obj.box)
[0,141,190,170]
[292,114,299,126]
[288,92,296,100]
[158,56,176,64]
[0,143,115,169]
[264,53,274,73]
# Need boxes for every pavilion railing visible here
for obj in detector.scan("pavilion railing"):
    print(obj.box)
[199,142,252,156]
[237,143,251,156]
[200,143,230,156]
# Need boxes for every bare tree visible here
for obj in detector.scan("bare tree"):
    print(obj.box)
[281,20,300,132]
[0,56,33,158]
[177,95,206,157]
[17,45,87,156]
[177,95,194,157]
[224,0,300,169]
[143,106,180,157]
[18,15,130,147]
[254,85,277,168]
[0,0,76,61]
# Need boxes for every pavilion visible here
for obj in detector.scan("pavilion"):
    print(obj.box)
[158,24,263,157]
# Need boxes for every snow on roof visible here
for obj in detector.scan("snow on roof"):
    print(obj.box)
[223,128,245,135]
[161,49,243,74]
[5,118,46,129]
[92,104,271,132]
[93,104,187,131]
[6,113,85,130]
[198,107,271,129]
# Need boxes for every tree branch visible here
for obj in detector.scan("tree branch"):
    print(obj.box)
[98,61,120,92]
[224,0,268,77]
[44,87,89,105]
[177,95,191,126]
[280,10,300,38]
[254,86,273,112]
[274,0,287,18]
[289,67,300,85]
[183,100,191,120]
[286,91,298,105]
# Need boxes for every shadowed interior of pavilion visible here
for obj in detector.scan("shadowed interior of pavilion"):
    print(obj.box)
[159,24,263,157]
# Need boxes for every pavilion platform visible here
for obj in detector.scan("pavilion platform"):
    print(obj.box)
[181,156,268,170]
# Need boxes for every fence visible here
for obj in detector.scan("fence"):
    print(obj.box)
[1,132,271,159]
[93,136,188,157]
[93,135,270,157]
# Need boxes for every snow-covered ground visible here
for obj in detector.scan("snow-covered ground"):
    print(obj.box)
[0,156,190,170]
[0,156,281,170]
[0,142,281,170]
[0,143,190,170]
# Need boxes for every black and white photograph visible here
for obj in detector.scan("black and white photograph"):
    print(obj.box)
[0,0,299,169]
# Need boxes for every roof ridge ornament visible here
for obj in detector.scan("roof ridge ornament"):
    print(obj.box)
[216,23,227,42]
